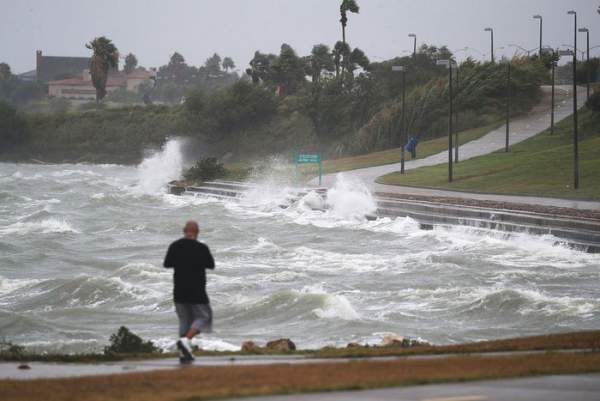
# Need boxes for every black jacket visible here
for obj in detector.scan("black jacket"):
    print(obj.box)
[163,238,215,304]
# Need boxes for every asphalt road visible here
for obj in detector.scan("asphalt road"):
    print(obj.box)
[230,373,600,401]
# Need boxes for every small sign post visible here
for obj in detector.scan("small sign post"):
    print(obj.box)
[295,153,322,186]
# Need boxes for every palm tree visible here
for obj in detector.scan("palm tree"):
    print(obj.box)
[222,57,235,72]
[308,44,334,83]
[123,53,138,74]
[339,0,359,81]
[333,41,350,79]
[85,37,118,102]
[340,0,359,46]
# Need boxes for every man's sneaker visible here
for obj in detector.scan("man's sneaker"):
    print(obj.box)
[177,338,194,363]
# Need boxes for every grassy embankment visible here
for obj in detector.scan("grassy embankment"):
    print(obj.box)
[288,122,502,181]
[319,122,502,175]
[377,106,600,200]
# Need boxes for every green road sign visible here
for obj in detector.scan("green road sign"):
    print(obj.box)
[294,153,323,186]
[296,153,321,164]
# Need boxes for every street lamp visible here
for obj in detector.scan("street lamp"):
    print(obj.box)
[505,60,511,152]
[437,59,457,182]
[484,27,494,62]
[533,15,543,58]
[544,46,558,135]
[392,65,407,174]
[579,27,590,101]
[408,33,417,58]
[567,9,579,190]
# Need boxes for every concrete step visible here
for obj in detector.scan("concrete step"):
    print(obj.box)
[377,206,600,252]
[168,181,600,253]
[376,198,600,234]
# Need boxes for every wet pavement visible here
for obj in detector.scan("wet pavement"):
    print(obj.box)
[230,373,600,401]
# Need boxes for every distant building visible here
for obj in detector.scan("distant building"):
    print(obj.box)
[36,50,94,83]
[17,69,37,82]
[48,69,156,102]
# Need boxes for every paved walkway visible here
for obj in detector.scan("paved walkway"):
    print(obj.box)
[313,85,600,211]
[230,374,600,401]
[0,350,592,380]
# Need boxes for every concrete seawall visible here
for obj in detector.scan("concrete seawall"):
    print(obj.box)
[168,181,600,253]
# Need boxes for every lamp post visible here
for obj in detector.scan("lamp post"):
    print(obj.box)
[408,33,417,58]
[579,27,590,101]
[533,15,543,57]
[505,60,511,152]
[392,65,407,174]
[484,27,494,62]
[546,47,559,136]
[455,65,460,163]
[551,58,556,135]
[567,10,579,190]
[437,59,456,182]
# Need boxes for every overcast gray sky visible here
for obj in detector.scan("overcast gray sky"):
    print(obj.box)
[1,0,599,74]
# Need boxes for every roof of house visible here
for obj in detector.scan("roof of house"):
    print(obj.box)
[37,55,91,83]
[126,70,155,79]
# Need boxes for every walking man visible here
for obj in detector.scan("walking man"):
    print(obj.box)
[164,220,215,363]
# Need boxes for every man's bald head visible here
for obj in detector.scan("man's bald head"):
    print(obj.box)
[183,220,199,240]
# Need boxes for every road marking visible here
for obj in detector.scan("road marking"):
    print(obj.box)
[421,396,488,401]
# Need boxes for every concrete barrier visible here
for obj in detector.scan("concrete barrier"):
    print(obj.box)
[168,181,600,253]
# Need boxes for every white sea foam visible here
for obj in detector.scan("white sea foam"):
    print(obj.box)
[153,336,240,352]
[0,218,79,235]
[299,285,361,321]
[326,173,376,220]
[133,139,184,194]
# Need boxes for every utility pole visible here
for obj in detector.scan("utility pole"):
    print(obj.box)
[567,10,579,190]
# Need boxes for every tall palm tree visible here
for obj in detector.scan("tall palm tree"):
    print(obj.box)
[340,0,359,46]
[339,0,359,81]
[222,57,235,72]
[85,37,119,102]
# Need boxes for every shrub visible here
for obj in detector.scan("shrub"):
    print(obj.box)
[0,339,26,357]
[0,100,27,148]
[104,326,159,354]
[586,91,600,113]
[184,157,227,182]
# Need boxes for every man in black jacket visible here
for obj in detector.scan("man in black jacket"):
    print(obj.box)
[164,220,215,363]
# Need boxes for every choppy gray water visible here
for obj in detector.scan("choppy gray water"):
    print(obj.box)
[1,142,599,353]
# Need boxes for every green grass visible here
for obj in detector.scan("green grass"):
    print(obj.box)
[321,122,503,175]
[377,108,600,200]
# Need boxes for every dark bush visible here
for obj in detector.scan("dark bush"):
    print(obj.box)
[0,100,27,148]
[184,157,227,182]
[104,326,159,354]
[586,91,600,113]
[0,339,25,357]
